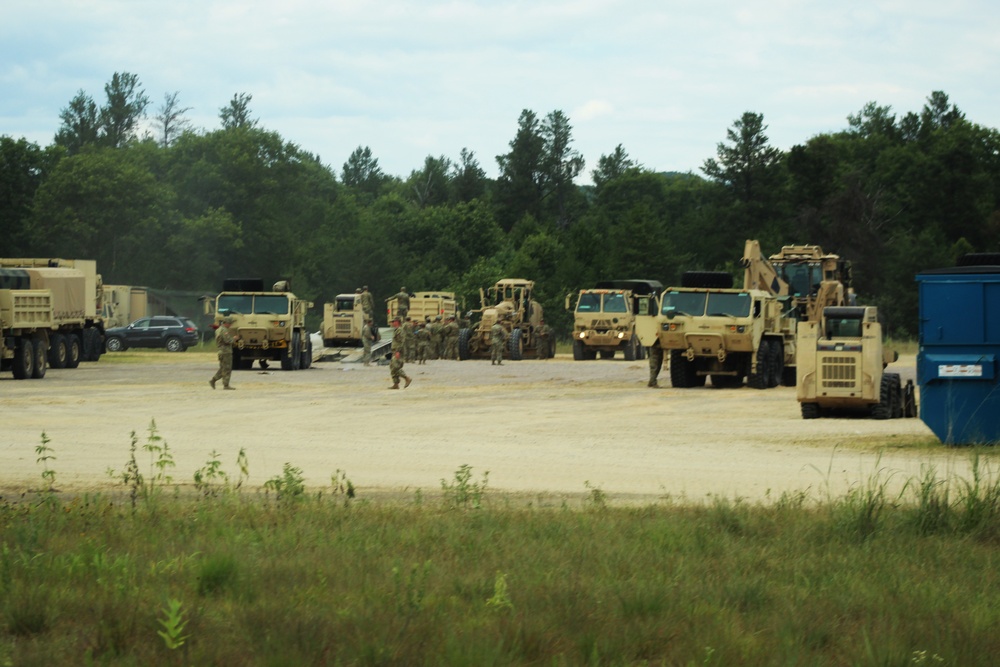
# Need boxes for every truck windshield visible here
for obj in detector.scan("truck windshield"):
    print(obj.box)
[253,295,291,314]
[780,263,821,297]
[218,295,252,315]
[603,293,628,313]
[576,293,601,312]
[661,291,706,316]
[706,292,751,318]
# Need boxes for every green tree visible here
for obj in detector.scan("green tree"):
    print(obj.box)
[155,91,192,147]
[495,109,546,232]
[451,148,488,203]
[54,91,100,154]
[591,144,638,193]
[0,137,61,255]
[219,92,257,130]
[406,155,452,208]
[541,110,585,227]
[342,145,387,199]
[99,72,150,149]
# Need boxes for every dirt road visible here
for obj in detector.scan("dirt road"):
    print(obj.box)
[0,351,980,504]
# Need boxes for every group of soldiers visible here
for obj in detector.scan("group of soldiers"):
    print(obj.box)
[390,313,462,364]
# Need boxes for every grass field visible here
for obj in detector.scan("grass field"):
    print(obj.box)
[3,436,999,666]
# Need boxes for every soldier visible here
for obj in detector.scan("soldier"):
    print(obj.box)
[535,319,551,358]
[415,322,431,364]
[209,316,240,390]
[648,344,664,388]
[403,317,417,363]
[393,286,411,319]
[429,315,444,359]
[361,318,375,367]
[389,317,412,389]
[443,315,459,360]
[359,285,375,322]
[490,318,508,366]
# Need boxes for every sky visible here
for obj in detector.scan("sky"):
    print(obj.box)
[2,1,999,184]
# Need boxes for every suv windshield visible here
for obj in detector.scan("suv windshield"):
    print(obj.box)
[661,291,707,316]
[706,292,751,318]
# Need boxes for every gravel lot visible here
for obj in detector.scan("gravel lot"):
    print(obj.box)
[1,350,982,504]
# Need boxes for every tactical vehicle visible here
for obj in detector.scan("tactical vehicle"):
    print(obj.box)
[566,279,662,360]
[322,293,365,347]
[386,291,458,324]
[213,279,313,371]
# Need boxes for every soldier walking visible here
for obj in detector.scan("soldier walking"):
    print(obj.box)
[210,316,240,390]
[360,285,375,322]
[490,318,508,366]
[389,317,412,389]
[361,318,375,366]
[648,344,664,388]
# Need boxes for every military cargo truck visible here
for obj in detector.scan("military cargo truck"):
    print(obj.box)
[459,278,550,360]
[213,279,313,371]
[386,291,458,324]
[566,279,662,361]
[1,258,106,379]
[797,306,916,419]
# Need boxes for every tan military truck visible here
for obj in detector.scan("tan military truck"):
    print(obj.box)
[637,241,797,388]
[386,290,458,324]
[1,258,106,379]
[566,279,662,361]
[797,305,916,419]
[321,293,365,347]
[459,278,551,360]
[213,279,313,371]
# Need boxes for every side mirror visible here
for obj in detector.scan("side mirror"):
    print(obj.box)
[664,308,676,320]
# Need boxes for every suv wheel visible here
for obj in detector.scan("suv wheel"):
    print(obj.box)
[165,336,185,352]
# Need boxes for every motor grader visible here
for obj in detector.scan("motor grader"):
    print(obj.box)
[458,278,552,360]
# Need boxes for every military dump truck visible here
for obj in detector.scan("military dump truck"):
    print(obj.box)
[566,280,662,361]
[321,293,365,347]
[459,278,551,360]
[386,290,458,324]
[1,258,105,379]
[213,279,313,371]
[797,306,917,419]
[637,241,797,389]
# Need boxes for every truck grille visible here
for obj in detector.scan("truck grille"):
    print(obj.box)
[821,355,857,388]
[335,320,352,334]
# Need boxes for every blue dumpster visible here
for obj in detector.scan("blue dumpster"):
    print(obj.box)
[916,257,1000,445]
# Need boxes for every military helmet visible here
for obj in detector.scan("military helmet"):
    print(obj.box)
[222,316,235,324]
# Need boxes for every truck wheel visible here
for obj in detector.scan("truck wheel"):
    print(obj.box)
[65,334,82,368]
[105,336,126,353]
[280,339,296,370]
[458,328,471,360]
[871,373,896,419]
[801,402,821,419]
[623,337,637,361]
[768,339,783,388]
[903,380,918,418]
[748,340,771,389]
[669,350,697,388]
[890,374,903,418]
[48,333,68,369]
[300,336,312,369]
[509,328,524,361]
[81,327,101,361]
[12,337,34,380]
[572,340,585,361]
[31,336,47,378]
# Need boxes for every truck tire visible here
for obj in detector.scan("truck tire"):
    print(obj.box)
[623,337,637,361]
[65,334,82,368]
[300,336,312,369]
[748,340,771,389]
[458,328,472,360]
[903,380,918,418]
[768,339,783,388]
[871,373,897,419]
[801,402,821,419]
[31,336,47,378]
[509,328,524,361]
[572,339,584,360]
[12,337,34,380]
[81,327,101,361]
[670,350,700,388]
[48,333,68,369]
[890,374,903,418]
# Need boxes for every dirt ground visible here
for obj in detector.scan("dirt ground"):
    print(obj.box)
[0,350,981,505]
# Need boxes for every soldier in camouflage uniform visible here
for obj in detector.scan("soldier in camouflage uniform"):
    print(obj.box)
[359,285,375,322]
[389,317,412,389]
[415,322,431,364]
[490,318,508,365]
[210,316,240,390]
[403,317,417,362]
[361,318,375,367]
[535,319,551,358]
[393,287,411,319]
[648,344,664,388]
[429,315,444,359]
[442,315,459,360]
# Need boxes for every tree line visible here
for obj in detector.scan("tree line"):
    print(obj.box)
[2,72,999,336]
